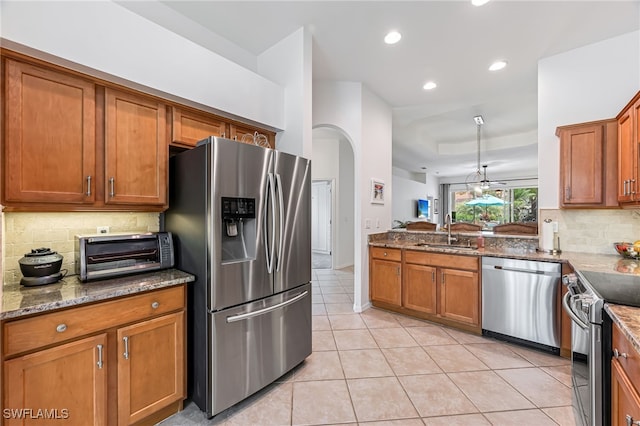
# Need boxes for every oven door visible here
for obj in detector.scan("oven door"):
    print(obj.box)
[563,291,592,426]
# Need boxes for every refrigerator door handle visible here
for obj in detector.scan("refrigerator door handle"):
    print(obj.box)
[275,173,285,272]
[264,173,276,274]
[225,291,308,323]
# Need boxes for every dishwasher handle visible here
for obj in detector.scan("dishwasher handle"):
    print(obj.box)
[490,265,558,276]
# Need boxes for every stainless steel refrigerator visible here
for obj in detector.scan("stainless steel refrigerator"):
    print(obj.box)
[164,136,312,418]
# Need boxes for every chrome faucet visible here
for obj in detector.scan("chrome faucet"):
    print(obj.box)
[445,213,458,245]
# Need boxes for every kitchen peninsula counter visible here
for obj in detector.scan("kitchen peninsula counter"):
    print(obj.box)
[369,229,640,355]
[0,268,194,320]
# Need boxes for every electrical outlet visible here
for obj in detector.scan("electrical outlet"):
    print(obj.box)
[365,219,371,229]
[97,226,109,234]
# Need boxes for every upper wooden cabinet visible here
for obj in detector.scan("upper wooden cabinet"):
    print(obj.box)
[105,88,167,206]
[4,59,97,205]
[2,52,278,211]
[171,107,228,148]
[229,123,275,148]
[617,91,640,206]
[557,119,618,208]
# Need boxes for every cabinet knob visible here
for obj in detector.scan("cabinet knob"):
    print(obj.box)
[151,301,160,309]
[614,348,628,359]
[383,252,388,256]
[56,324,67,333]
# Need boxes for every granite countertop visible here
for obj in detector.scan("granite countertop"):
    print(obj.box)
[605,304,640,355]
[0,268,195,321]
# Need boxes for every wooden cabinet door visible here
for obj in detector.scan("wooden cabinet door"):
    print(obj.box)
[439,268,479,326]
[618,108,637,203]
[559,124,604,205]
[4,59,96,204]
[105,88,167,206]
[117,311,185,425]
[229,123,275,148]
[370,258,402,307]
[171,107,228,147]
[3,334,107,426]
[403,263,437,314]
[611,359,640,426]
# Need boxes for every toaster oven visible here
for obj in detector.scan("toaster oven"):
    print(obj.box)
[75,232,174,282]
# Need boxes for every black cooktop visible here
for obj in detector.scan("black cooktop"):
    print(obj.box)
[580,269,640,308]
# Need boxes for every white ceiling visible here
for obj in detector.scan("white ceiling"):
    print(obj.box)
[123,0,640,179]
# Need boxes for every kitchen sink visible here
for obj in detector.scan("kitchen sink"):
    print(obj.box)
[412,243,477,250]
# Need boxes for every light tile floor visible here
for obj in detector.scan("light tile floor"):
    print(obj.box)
[159,267,576,425]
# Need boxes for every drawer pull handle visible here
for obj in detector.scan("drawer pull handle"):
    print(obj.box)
[97,344,104,369]
[614,348,628,359]
[151,301,160,309]
[56,324,67,333]
[123,336,130,360]
[109,177,115,197]
[626,414,640,426]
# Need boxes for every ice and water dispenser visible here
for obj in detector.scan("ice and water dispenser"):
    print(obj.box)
[221,197,256,262]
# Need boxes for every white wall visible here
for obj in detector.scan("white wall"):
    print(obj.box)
[312,135,355,270]
[258,27,313,158]
[538,30,640,209]
[392,169,440,225]
[0,0,284,130]
[313,81,393,312]
[337,140,355,269]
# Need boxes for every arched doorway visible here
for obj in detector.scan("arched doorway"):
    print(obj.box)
[311,126,355,272]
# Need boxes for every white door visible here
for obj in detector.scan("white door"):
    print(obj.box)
[312,180,332,254]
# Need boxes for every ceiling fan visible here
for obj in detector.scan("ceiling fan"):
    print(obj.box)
[465,116,507,195]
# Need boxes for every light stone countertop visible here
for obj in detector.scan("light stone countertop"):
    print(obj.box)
[605,304,640,355]
[1,269,195,321]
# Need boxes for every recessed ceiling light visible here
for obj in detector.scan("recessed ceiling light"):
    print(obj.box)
[384,31,402,45]
[489,60,508,71]
[471,0,491,6]
[423,81,437,90]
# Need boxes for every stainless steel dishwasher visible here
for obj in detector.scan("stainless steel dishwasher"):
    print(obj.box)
[482,256,561,353]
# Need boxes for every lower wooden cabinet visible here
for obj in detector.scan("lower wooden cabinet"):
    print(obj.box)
[117,312,184,425]
[369,247,480,333]
[369,247,402,307]
[439,267,479,326]
[403,263,437,314]
[611,322,640,425]
[2,285,186,426]
[4,334,108,426]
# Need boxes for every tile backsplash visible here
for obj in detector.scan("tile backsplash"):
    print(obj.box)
[540,208,640,255]
[2,212,159,284]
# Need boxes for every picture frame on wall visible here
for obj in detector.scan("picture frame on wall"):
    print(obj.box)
[370,178,385,204]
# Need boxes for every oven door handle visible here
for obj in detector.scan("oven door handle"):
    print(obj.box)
[562,292,589,330]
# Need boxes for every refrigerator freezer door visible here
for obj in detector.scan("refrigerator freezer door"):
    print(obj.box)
[208,283,312,417]
[210,138,274,311]
[273,151,312,294]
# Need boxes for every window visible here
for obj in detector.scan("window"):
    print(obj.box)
[449,187,538,230]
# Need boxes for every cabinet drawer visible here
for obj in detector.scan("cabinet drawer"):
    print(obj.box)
[405,250,479,271]
[3,285,185,357]
[370,247,401,262]
[613,323,640,391]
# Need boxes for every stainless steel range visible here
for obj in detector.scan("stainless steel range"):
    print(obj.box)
[563,268,640,426]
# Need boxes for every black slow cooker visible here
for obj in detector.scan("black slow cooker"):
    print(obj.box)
[19,247,64,286]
